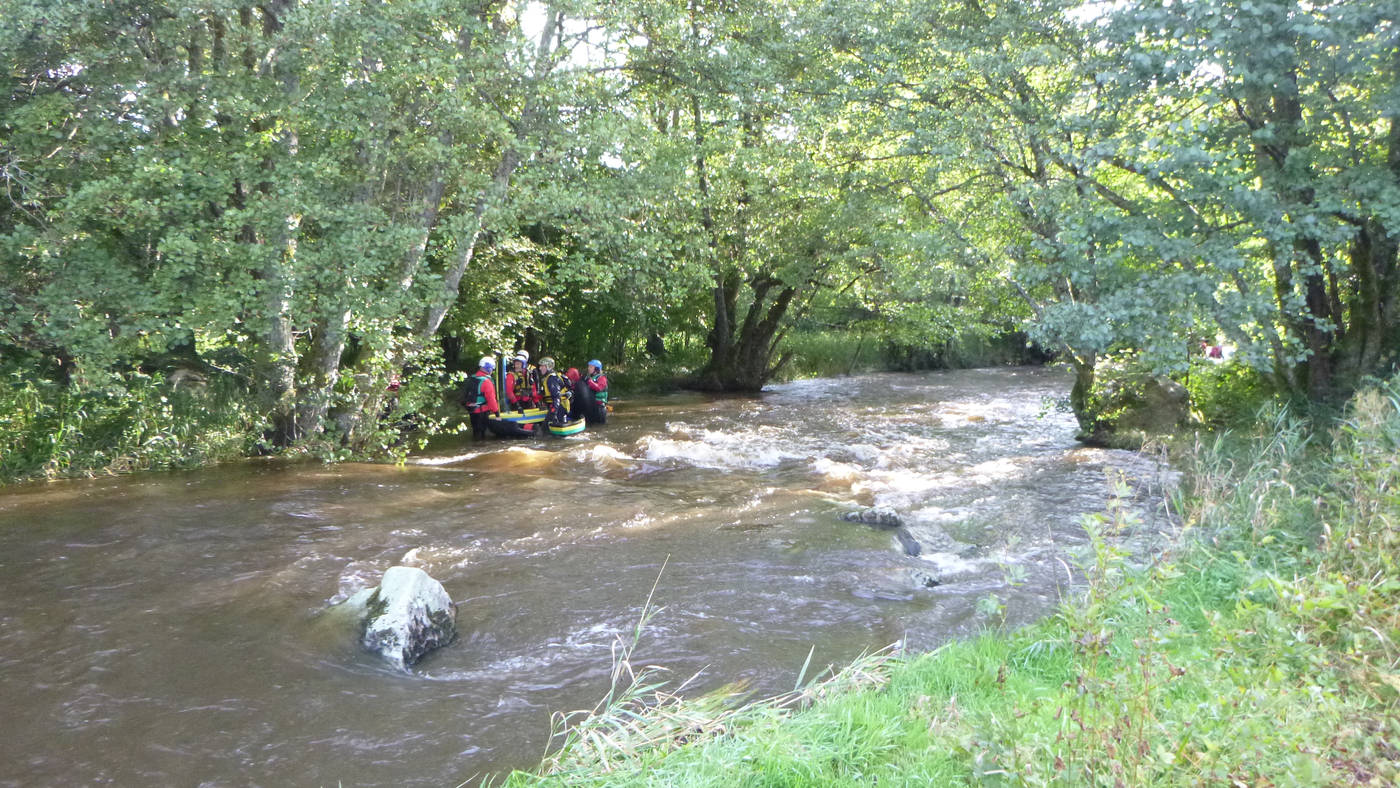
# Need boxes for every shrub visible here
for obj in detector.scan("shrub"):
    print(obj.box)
[1186,359,1274,428]
[0,367,264,482]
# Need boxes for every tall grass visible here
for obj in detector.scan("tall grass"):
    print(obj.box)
[488,377,1400,786]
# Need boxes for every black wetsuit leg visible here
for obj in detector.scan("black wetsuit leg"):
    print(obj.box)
[470,410,489,439]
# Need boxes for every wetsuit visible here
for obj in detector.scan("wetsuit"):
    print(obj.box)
[542,370,571,426]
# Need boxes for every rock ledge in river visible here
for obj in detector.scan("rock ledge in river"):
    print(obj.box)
[355,566,457,670]
[840,507,922,556]
[840,507,904,529]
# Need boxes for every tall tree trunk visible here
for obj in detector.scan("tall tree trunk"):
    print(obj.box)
[253,0,302,444]
[1336,67,1400,387]
[294,307,350,439]
[420,146,522,340]
[1240,63,1339,400]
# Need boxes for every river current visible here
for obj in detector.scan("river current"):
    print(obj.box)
[0,367,1175,785]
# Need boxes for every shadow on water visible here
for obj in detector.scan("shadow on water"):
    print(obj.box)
[0,367,1176,785]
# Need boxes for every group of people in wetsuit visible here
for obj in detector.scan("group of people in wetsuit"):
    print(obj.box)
[461,350,609,439]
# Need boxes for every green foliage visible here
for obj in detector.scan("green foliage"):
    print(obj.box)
[0,364,263,482]
[1186,360,1276,429]
[5,0,1395,470]
[772,330,882,380]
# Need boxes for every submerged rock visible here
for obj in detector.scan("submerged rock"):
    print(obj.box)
[838,506,980,561]
[910,568,941,588]
[904,524,975,557]
[356,566,457,670]
[840,507,922,556]
[893,527,922,557]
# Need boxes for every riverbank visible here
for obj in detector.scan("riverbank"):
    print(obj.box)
[499,379,1400,786]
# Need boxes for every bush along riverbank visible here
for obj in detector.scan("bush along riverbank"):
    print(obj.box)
[497,379,1400,786]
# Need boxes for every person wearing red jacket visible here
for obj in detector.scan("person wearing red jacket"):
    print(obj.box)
[504,350,538,412]
[582,359,608,424]
[461,356,499,439]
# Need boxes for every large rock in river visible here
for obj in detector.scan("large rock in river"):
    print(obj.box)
[840,507,922,556]
[840,507,904,529]
[352,566,457,670]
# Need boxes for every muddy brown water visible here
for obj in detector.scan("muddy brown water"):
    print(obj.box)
[0,368,1175,785]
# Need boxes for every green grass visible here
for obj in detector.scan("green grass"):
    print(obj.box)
[492,377,1400,787]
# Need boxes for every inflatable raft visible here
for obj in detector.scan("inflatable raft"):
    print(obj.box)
[485,406,547,438]
[548,417,586,437]
[495,407,547,425]
[484,418,539,438]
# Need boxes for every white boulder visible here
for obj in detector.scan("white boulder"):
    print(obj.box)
[358,566,457,670]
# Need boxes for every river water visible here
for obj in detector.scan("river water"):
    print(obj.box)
[0,367,1175,785]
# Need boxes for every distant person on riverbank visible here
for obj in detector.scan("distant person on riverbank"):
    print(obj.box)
[505,351,538,412]
[538,357,572,426]
[1200,341,1231,361]
[461,356,499,439]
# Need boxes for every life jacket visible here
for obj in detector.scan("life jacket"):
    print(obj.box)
[543,370,571,409]
[509,367,533,403]
[587,372,608,403]
[461,372,489,410]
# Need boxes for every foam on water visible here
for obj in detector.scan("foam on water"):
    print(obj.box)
[573,444,633,468]
[638,431,805,470]
[406,450,487,466]
[917,551,985,578]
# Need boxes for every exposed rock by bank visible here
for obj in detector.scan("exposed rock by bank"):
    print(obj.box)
[346,566,458,670]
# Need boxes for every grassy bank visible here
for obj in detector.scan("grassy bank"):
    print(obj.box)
[497,380,1400,786]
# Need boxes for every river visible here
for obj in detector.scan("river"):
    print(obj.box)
[0,367,1175,785]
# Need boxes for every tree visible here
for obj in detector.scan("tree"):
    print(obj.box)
[2,0,605,449]
[1101,0,1400,401]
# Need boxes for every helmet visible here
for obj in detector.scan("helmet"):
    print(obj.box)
[588,359,602,371]
[514,350,529,362]
[478,356,496,372]
[538,356,555,370]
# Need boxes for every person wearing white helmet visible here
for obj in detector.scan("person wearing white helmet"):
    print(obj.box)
[460,355,500,438]
[504,350,538,412]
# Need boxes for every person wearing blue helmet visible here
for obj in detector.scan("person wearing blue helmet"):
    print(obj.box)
[582,359,608,424]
